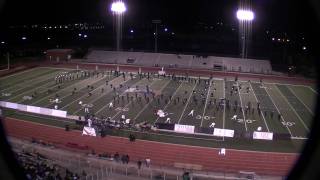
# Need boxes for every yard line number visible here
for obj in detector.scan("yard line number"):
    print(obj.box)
[115,107,130,112]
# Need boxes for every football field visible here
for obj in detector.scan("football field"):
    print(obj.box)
[0,67,317,151]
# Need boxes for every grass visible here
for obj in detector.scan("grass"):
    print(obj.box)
[0,67,317,153]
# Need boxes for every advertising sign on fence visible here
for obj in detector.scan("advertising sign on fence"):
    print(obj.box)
[0,101,67,118]
[174,124,195,134]
[253,131,273,140]
[213,128,234,137]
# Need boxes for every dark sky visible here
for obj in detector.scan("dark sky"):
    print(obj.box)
[0,0,318,33]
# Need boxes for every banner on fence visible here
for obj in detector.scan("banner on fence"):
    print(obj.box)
[174,124,195,134]
[213,128,234,137]
[253,131,273,140]
[0,101,67,118]
[82,126,96,137]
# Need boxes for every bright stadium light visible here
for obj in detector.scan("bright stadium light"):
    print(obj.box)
[22,37,27,40]
[237,10,254,21]
[110,1,127,51]
[111,1,126,14]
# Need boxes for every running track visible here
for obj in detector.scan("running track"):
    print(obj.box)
[3,118,298,176]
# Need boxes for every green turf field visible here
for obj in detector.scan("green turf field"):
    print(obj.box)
[0,67,317,152]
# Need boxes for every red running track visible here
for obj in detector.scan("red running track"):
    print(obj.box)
[3,118,298,176]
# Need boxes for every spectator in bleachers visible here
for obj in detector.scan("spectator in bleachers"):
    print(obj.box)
[137,160,142,169]
[114,152,120,162]
[125,154,130,164]
[15,150,81,180]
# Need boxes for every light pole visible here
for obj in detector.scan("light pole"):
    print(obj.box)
[237,4,254,59]
[152,20,161,53]
[111,1,126,51]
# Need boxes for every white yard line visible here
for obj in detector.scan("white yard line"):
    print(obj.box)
[237,82,247,131]
[31,75,106,105]
[44,76,106,107]
[154,81,184,124]
[1,70,60,93]
[222,80,226,141]
[61,76,125,110]
[249,82,270,132]
[9,81,55,102]
[288,86,314,116]
[0,68,66,90]
[0,67,44,80]
[308,86,318,94]
[264,86,293,137]
[274,85,310,132]
[95,79,145,115]
[200,79,212,127]
[31,76,96,105]
[72,77,123,114]
[177,82,197,124]
[133,80,171,121]
[111,80,157,119]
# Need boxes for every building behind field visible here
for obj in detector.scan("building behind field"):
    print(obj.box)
[46,49,73,62]
[85,50,272,74]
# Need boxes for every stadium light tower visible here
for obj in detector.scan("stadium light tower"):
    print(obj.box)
[152,20,161,53]
[237,10,254,21]
[237,0,254,59]
[111,1,126,51]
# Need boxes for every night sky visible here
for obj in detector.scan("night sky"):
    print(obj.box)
[0,0,319,35]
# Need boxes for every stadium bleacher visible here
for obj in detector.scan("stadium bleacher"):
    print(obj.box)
[85,50,272,74]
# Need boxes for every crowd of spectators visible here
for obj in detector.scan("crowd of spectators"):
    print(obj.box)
[92,151,152,170]
[14,150,81,180]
